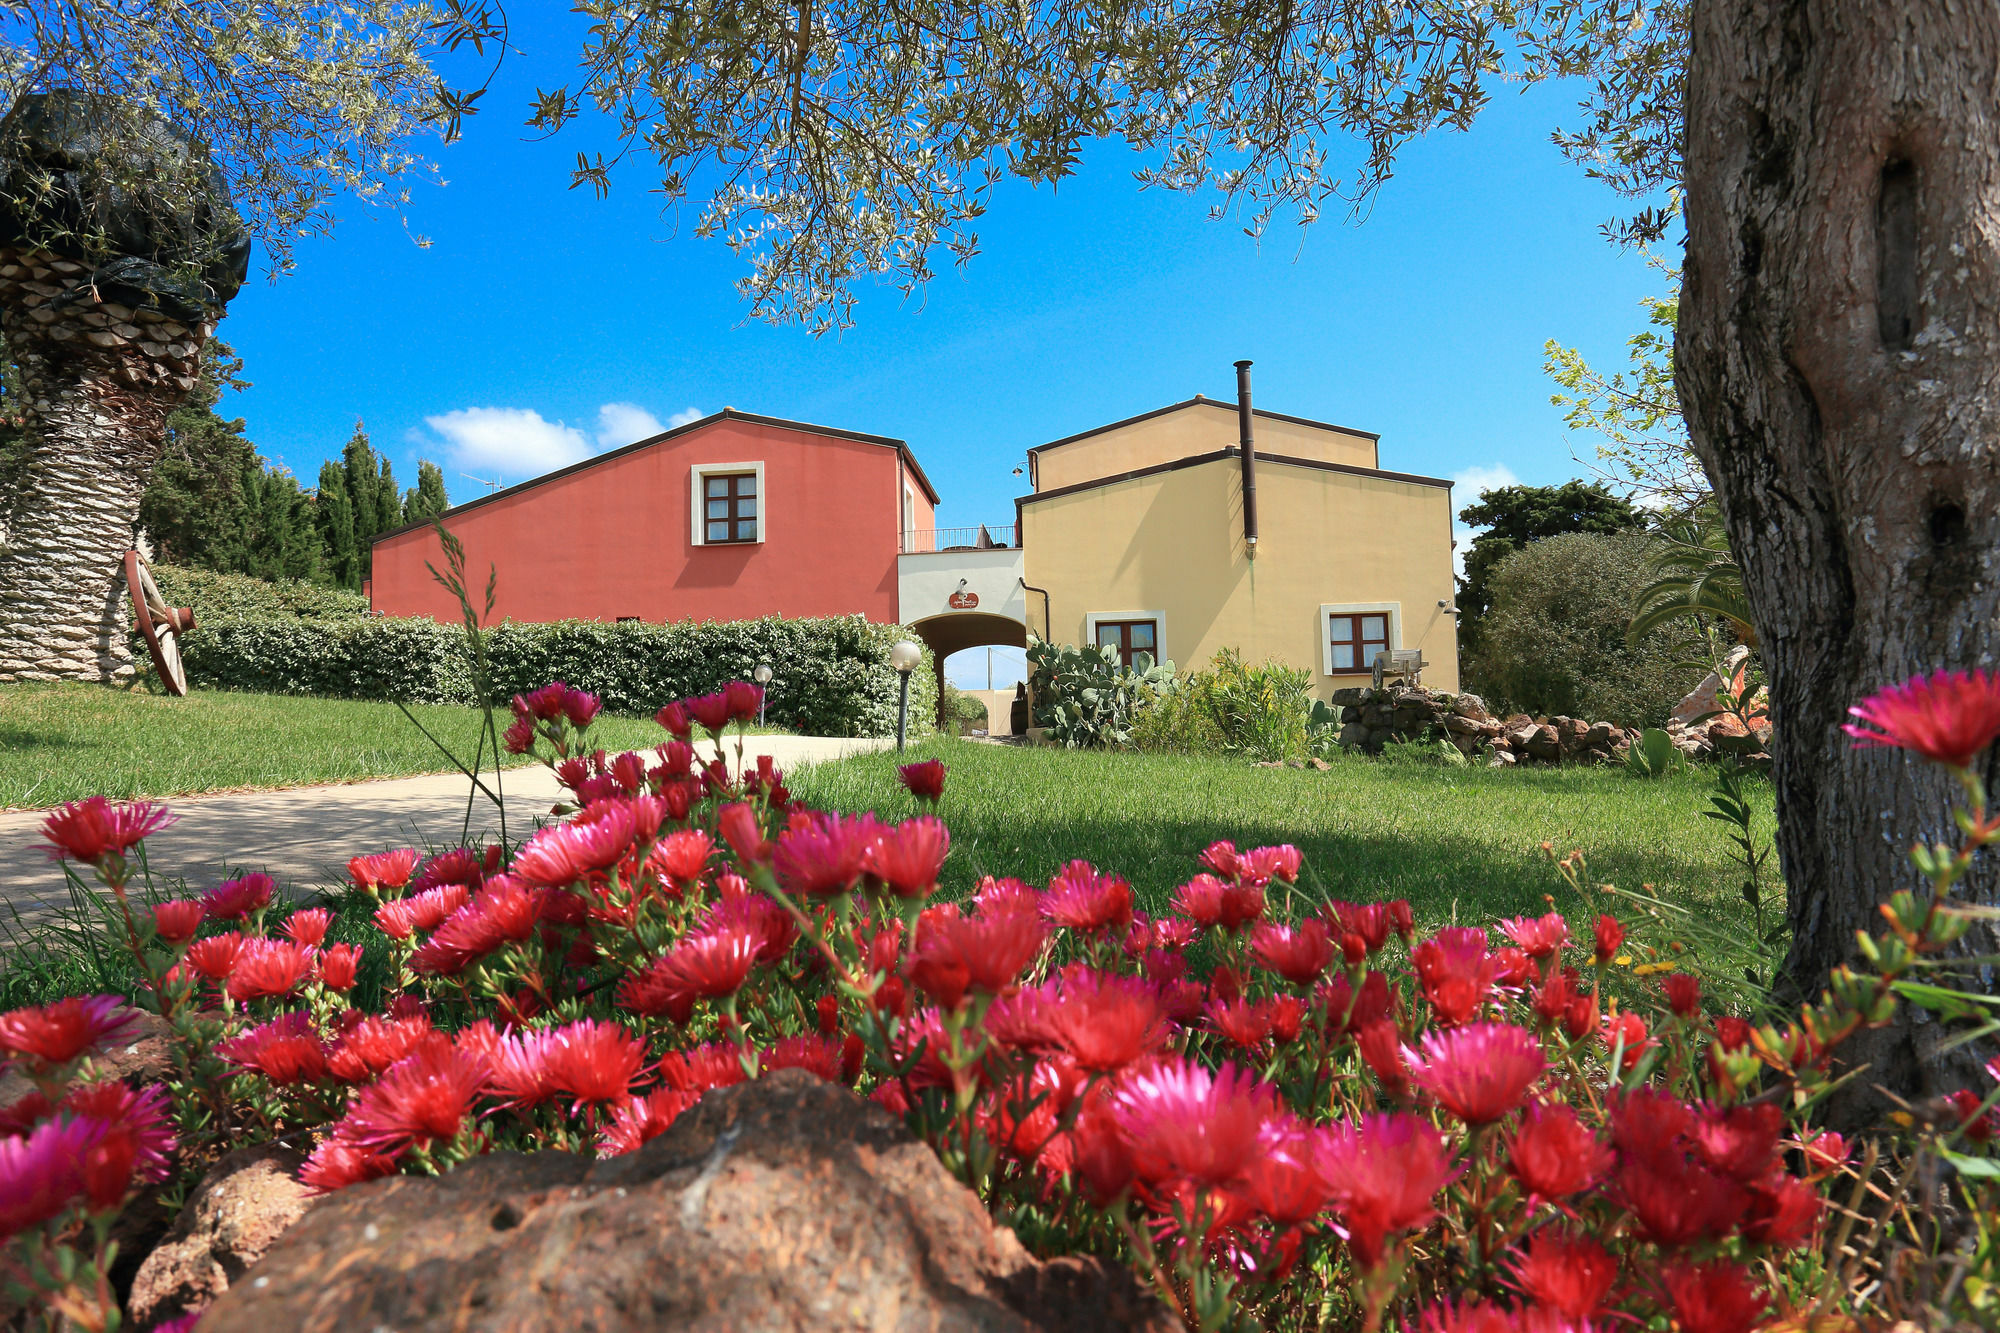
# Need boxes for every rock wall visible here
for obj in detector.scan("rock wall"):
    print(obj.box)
[1331,685,1772,768]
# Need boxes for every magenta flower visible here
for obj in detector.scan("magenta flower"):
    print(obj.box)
[0,996,139,1071]
[1316,1112,1460,1269]
[0,1116,99,1238]
[1040,860,1133,932]
[1109,1057,1282,1190]
[201,871,275,921]
[1407,1021,1546,1125]
[1845,668,2000,769]
[40,797,175,865]
[1498,910,1569,960]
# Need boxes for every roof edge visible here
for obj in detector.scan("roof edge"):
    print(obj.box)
[372,407,937,545]
[1025,396,1383,463]
[1014,447,1451,509]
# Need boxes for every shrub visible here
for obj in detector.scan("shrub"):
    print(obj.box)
[1132,650,1330,762]
[1466,530,1704,726]
[172,614,937,739]
[13,667,1999,1332]
[938,683,991,736]
[150,562,369,621]
[1025,637,1175,748]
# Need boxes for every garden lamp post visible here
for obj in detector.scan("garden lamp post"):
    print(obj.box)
[753,662,772,727]
[890,640,922,751]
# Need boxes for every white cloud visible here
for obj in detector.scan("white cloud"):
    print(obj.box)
[1449,463,1522,580]
[425,407,589,482]
[595,402,664,450]
[666,406,704,429]
[1451,463,1520,498]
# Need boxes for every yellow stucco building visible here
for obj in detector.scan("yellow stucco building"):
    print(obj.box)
[1013,373,1459,699]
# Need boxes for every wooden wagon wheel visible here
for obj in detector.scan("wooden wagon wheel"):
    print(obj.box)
[124,550,196,697]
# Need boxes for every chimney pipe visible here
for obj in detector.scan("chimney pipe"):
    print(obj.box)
[1234,359,1259,557]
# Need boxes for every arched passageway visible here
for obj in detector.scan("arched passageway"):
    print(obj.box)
[906,611,1028,731]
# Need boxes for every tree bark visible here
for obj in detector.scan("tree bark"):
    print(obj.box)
[1679,0,2000,1124]
[0,248,208,684]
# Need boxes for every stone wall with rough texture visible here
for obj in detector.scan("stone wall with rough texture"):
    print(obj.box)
[1333,684,1772,768]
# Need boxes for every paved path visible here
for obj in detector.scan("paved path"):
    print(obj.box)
[0,735,891,917]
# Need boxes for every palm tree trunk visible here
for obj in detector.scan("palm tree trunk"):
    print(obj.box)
[1679,0,2000,1125]
[0,248,207,683]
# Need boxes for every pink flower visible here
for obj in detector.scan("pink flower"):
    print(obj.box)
[598,1087,698,1158]
[511,807,634,886]
[1662,972,1702,1018]
[150,899,204,943]
[543,1019,647,1107]
[865,816,950,899]
[911,906,1046,1000]
[1110,1057,1281,1190]
[773,812,876,898]
[219,1012,327,1085]
[649,829,714,887]
[0,1116,101,1237]
[625,928,761,1015]
[1042,970,1171,1072]
[1238,844,1301,885]
[183,934,244,981]
[225,939,317,1002]
[1316,1113,1460,1269]
[1508,1229,1618,1319]
[1250,920,1335,985]
[318,942,363,991]
[1659,1260,1767,1333]
[0,996,138,1070]
[1498,911,1569,959]
[1407,1021,1546,1126]
[1845,668,2000,769]
[1040,860,1133,932]
[348,848,420,894]
[688,691,732,733]
[655,701,694,739]
[284,907,332,948]
[1171,874,1229,927]
[1508,1103,1613,1199]
[563,686,602,729]
[724,680,763,722]
[299,1136,398,1194]
[484,1028,558,1110]
[40,797,175,865]
[341,1035,489,1153]
[200,872,275,921]
[898,759,946,803]
[1592,914,1624,964]
[717,802,770,864]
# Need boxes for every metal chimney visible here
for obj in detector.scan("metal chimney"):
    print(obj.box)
[1234,360,1259,557]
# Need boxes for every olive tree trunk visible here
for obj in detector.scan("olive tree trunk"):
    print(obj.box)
[0,249,207,684]
[1679,0,2000,1123]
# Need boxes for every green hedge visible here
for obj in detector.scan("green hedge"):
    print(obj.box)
[152,564,370,621]
[169,614,938,739]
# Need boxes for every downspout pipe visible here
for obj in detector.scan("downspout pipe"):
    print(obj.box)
[1234,359,1258,558]
[1019,577,1052,642]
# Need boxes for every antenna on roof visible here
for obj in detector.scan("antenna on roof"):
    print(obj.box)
[460,472,502,495]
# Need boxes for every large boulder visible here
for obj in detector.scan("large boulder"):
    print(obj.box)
[198,1070,1173,1333]
[128,1146,315,1329]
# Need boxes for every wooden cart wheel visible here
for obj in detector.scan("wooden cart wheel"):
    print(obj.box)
[124,550,196,697]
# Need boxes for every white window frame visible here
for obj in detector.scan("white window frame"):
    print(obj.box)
[1320,602,1401,676]
[902,481,919,551]
[1085,610,1168,666]
[690,461,766,546]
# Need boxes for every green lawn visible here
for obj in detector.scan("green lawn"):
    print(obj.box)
[787,739,1771,934]
[0,683,685,809]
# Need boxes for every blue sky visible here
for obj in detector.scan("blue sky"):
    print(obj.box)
[211,22,1665,687]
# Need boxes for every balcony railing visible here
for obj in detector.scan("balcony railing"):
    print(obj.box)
[901,524,1017,554]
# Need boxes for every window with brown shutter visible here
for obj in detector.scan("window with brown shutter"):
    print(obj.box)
[701,472,758,544]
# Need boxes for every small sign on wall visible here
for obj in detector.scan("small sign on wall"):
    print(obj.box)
[948,590,980,610]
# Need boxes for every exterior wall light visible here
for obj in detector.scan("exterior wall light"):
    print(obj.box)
[753,662,773,725]
[890,639,923,750]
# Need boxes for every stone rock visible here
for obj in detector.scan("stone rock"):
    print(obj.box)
[1329,686,1368,707]
[1670,644,1752,725]
[1504,722,1539,752]
[1450,692,1491,721]
[1707,715,1767,756]
[1307,757,1331,771]
[1501,713,1533,730]
[1525,724,1563,761]
[1337,722,1367,751]
[1442,713,1484,737]
[199,1070,1173,1333]
[128,1146,315,1329]
[1584,721,1618,750]
[1488,749,1517,766]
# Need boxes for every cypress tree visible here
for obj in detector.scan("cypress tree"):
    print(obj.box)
[403,459,450,525]
[317,459,358,589]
